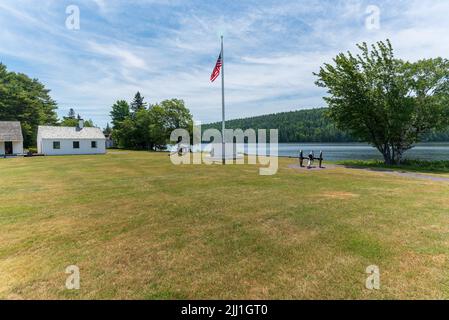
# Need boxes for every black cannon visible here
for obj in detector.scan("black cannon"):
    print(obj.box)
[299,150,324,168]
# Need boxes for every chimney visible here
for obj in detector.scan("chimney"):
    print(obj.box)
[77,119,84,130]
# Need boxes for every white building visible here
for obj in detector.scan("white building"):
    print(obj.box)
[0,121,24,156]
[105,134,115,148]
[37,120,106,156]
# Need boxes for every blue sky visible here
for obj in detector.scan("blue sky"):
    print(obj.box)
[1,0,449,128]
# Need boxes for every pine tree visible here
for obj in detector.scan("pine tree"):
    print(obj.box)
[61,109,78,127]
[130,92,147,113]
[60,109,94,127]
[67,108,76,119]
[103,123,112,136]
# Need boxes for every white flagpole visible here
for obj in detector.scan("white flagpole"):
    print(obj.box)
[221,35,226,165]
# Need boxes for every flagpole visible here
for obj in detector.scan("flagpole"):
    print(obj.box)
[221,35,226,165]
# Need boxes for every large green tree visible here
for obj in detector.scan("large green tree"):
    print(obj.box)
[315,40,449,164]
[110,100,130,126]
[148,104,169,150]
[0,63,58,147]
[109,96,193,150]
[110,100,131,147]
[159,99,193,132]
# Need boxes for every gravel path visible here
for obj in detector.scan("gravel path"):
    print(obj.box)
[288,163,449,182]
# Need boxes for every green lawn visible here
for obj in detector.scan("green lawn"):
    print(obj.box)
[1,151,448,299]
[340,159,449,176]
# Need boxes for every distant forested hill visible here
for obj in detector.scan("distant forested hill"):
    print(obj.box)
[202,108,449,143]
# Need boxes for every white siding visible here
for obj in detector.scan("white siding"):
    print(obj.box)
[13,141,23,155]
[37,131,42,154]
[40,139,106,156]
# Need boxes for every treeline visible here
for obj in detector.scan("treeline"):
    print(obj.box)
[110,92,193,150]
[203,108,449,143]
[423,129,449,142]
[203,108,353,142]
[0,63,58,147]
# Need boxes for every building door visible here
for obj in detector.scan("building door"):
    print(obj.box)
[5,142,13,155]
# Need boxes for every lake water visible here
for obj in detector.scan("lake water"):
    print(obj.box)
[181,143,449,162]
[274,143,449,161]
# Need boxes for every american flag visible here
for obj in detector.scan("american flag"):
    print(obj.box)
[210,51,222,82]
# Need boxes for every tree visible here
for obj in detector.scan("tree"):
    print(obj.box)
[110,100,130,127]
[115,117,137,149]
[159,99,193,134]
[133,108,152,149]
[103,123,112,136]
[0,63,58,147]
[156,99,194,148]
[148,105,168,150]
[67,108,76,119]
[202,108,356,143]
[315,40,449,164]
[62,109,76,126]
[109,96,193,150]
[60,109,94,127]
[130,91,147,113]
[110,100,131,148]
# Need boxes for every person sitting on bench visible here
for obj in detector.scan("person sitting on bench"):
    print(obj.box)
[307,151,314,169]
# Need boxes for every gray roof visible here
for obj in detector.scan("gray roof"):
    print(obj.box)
[0,121,23,141]
[38,126,106,140]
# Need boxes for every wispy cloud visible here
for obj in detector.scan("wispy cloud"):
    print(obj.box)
[1,0,448,127]
[87,42,148,69]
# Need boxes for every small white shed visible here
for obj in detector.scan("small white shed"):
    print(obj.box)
[0,121,24,156]
[37,120,106,156]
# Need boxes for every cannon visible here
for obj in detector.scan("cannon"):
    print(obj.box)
[299,150,324,168]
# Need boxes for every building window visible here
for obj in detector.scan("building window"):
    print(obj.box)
[73,141,80,149]
[53,141,61,150]
[91,141,97,148]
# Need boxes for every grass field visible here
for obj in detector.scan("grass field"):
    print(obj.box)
[1,151,449,299]
[340,159,449,176]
